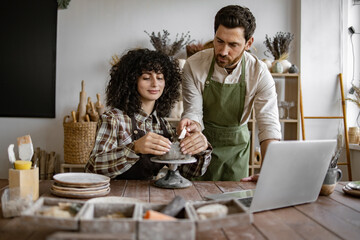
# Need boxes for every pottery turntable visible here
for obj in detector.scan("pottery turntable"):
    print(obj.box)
[151,142,196,189]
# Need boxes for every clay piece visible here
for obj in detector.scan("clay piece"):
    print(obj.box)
[157,142,191,160]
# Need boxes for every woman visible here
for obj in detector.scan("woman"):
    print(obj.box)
[85,48,212,180]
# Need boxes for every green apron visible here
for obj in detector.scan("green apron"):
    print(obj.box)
[196,56,250,181]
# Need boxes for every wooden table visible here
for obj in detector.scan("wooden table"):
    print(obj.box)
[0,179,359,240]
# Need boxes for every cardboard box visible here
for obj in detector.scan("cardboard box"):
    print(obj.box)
[9,167,39,201]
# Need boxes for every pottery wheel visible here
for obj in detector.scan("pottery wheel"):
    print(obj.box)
[151,157,196,189]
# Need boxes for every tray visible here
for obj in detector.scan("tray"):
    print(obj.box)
[187,199,252,232]
[79,202,139,239]
[21,197,85,230]
[138,203,195,240]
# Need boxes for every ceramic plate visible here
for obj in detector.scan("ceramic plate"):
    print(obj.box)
[53,173,110,187]
[342,185,360,198]
[50,187,110,199]
[52,182,110,192]
[347,181,360,190]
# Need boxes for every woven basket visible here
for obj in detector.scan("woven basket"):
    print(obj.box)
[63,116,97,164]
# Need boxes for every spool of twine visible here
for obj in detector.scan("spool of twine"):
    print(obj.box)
[348,127,360,144]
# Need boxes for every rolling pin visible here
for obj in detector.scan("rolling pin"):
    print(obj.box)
[95,93,105,115]
[71,111,77,123]
[89,102,99,122]
[78,80,87,122]
[86,97,92,115]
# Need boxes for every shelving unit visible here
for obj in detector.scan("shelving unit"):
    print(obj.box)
[248,73,301,176]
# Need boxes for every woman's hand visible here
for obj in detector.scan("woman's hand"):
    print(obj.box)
[133,132,172,155]
[180,131,208,155]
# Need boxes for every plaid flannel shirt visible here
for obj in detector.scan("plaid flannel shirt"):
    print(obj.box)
[85,108,212,179]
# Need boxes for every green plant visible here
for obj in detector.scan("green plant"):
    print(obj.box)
[264,31,294,60]
[144,30,194,56]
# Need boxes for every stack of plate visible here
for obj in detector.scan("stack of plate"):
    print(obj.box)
[51,173,110,199]
[342,181,360,197]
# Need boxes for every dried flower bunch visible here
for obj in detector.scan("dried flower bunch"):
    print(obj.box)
[186,40,214,58]
[186,42,204,58]
[264,31,294,60]
[144,30,194,56]
[346,85,360,108]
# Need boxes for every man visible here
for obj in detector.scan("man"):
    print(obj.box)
[178,5,281,181]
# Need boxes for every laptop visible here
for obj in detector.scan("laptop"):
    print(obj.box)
[206,140,337,213]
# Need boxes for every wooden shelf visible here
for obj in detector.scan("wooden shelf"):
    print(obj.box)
[248,73,301,176]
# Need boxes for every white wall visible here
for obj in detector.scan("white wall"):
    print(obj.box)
[347,1,360,127]
[301,0,344,141]
[1,0,357,179]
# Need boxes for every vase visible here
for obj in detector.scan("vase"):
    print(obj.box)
[271,61,283,73]
[280,59,292,73]
[262,59,272,71]
[288,64,299,73]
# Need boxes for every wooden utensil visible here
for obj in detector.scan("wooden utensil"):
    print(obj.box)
[71,111,77,123]
[89,102,99,122]
[95,93,105,115]
[78,80,87,122]
[86,97,92,115]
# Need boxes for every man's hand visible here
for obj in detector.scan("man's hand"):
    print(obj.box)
[180,131,208,155]
[133,132,172,155]
[177,118,201,136]
[241,174,259,182]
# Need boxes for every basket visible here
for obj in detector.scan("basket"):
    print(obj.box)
[63,116,97,164]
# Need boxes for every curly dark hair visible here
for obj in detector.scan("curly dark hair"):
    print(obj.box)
[214,5,256,42]
[106,48,181,117]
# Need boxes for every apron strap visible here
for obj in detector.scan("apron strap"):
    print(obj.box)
[238,57,246,117]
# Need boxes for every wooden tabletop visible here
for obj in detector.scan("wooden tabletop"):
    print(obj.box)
[0,179,359,240]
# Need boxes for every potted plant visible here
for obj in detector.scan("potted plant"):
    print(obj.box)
[263,31,294,73]
[144,30,194,57]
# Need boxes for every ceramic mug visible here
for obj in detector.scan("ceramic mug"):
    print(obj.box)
[320,168,342,196]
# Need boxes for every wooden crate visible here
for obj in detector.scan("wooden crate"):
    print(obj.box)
[79,202,138,240]
[138,203,195,240]
[187,199,252,232]
[21,197,84,230]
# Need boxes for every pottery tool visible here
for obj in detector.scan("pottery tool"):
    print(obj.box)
[8,144,16,168]
[95,93,105,115]
[178,128,187,140]
[143,210,176,221]
[89,101,99,122]
[78,80,87,122]
[160,196,186,217]
[17,135,34,162]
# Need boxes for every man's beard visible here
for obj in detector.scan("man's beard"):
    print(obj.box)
[215,49,244,69]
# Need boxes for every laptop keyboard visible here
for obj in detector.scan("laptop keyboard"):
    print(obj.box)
[238,197,253,207]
